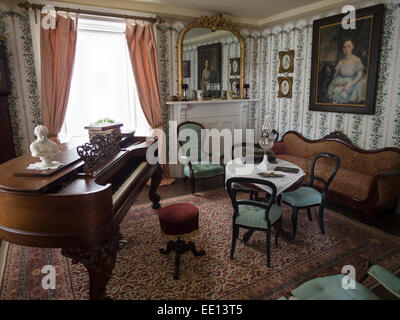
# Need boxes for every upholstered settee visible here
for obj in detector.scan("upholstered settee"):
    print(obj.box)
[272,131,400,219]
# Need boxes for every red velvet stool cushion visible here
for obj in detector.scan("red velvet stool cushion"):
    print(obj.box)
[158,203,199,235]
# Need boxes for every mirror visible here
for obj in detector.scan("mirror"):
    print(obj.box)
[178,14,244,100]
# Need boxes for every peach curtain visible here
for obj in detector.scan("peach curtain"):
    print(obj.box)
[40,15,77,142]
[125,23,163,127]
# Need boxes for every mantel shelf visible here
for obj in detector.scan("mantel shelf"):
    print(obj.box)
[166,99,259,105]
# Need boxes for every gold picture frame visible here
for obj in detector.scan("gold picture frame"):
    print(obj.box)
[277,77,293,98]
[230,78,240,92]
[230,57,240,76]
[177,14,245,100]
[279,50,294,73]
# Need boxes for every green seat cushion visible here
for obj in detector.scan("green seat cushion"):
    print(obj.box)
[235,204,282,229]
[291,274,379,300]
[184,163,224,179]
[282,186,322,207]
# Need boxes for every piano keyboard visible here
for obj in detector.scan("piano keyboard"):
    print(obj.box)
[112,162,147,206]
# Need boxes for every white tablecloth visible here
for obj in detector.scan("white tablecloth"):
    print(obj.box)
[225,158,305,195]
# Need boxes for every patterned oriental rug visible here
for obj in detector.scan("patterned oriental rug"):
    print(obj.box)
[0,189,399,300]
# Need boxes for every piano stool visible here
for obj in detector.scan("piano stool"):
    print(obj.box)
[158,203,205,279]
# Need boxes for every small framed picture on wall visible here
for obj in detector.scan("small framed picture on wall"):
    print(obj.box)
[279,50,294,73]
[277,77,293,98]
[230,58,240,76]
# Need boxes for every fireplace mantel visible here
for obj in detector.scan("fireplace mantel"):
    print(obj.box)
[166,99,259,106]
[167,99,260,178]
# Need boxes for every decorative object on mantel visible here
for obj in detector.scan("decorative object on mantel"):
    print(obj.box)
[257,114,278,173]
[277,77,293,98]
[309,4,384,114]
[84,119,123,141]
[77,133,120,174]
[243,84,250,99]
[279,50,294,73]
[197,90,203,101]
[230,57,240,76]
[235,82,240,97]
[181,84,189,101]
[229,78,239,95]
[27,125,62,170]
[227,90,234,100]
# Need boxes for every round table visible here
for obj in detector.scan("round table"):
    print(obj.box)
[225,157,306,242]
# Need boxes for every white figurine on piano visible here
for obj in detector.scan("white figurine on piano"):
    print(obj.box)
[27,125,63,170]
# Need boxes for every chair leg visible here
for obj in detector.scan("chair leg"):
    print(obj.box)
[275,217,282,247]
[319,205,326,235]
[266,229,271,267]
[277,194,282,206]
[230,225,239,260]
[307,208,313,221]
[291,207,299,240]
[190,176,195,194]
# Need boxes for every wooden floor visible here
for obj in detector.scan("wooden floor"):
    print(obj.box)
[137,175,400,237]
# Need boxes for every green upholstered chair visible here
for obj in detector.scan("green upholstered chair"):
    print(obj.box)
[177,121,225,194]
[280,152,340,240]
[281,265,400,300]
[226,177,282,267]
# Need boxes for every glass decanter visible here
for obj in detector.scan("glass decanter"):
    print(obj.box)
[257,114,277,172]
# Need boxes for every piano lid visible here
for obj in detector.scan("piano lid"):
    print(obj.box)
[0,144,83,194]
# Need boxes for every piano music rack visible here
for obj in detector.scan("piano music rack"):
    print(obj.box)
[77,133,121,174]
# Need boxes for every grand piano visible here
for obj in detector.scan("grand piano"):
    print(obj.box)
[0,134,162,300]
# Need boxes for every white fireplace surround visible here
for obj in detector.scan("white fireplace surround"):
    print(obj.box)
[166,99,259,178]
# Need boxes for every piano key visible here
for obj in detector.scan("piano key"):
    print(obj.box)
[112,162,147,206]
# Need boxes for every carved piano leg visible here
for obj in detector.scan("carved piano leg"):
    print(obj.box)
[61,231,119,300]
[149,165,162,209]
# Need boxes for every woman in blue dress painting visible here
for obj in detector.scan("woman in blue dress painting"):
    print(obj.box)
[328,39,367,104]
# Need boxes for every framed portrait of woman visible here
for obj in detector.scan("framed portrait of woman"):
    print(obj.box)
[309,4,384,114]
[197,43,221,98]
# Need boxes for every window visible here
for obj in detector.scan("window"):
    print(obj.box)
[60,18,150,142]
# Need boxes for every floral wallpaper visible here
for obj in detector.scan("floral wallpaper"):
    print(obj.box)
[157,1,400,150]
[2,2,397,158]
[0,5,40,156]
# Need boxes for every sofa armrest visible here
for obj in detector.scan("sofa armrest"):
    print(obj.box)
[272,142,286,155]
[368,265,400,298]
[366,168,400,207]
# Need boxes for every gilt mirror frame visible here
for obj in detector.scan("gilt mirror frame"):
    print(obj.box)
[177,14,245,100]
